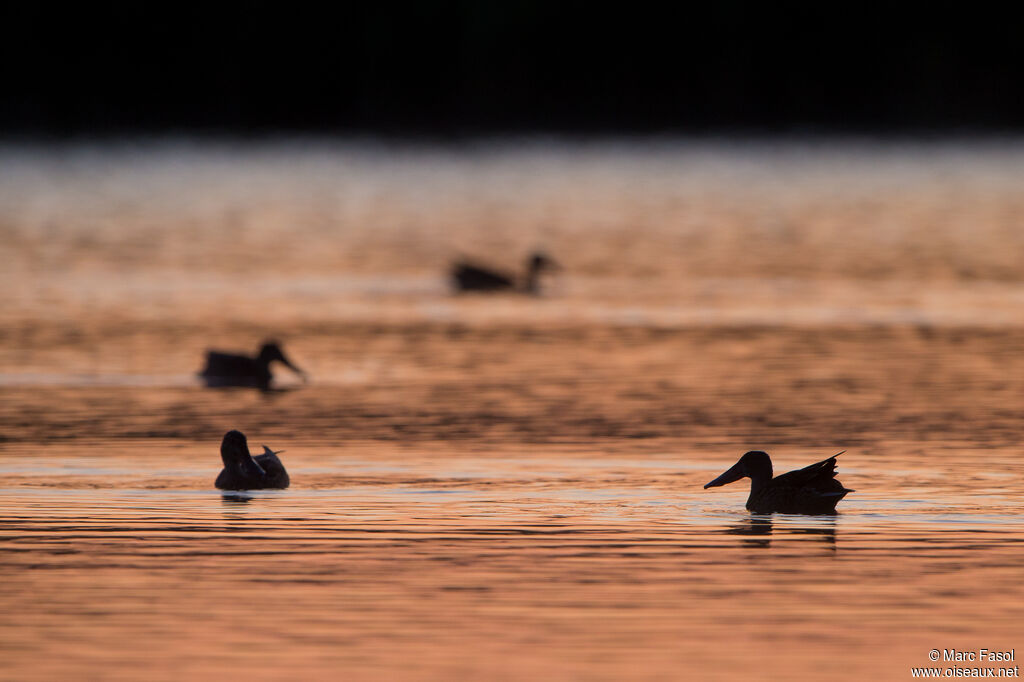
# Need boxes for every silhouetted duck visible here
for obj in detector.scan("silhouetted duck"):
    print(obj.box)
[704,450,853,514]
[451,251,561,294]
[199,340,305,390]
[215,430,290,490]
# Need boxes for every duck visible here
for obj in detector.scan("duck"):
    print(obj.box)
[198,340,306,390]
[214,430,290,490]
[703,450,853,514]
[451,251,561,294]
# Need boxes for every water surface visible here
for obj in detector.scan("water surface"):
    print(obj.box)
[1,139,1023,680]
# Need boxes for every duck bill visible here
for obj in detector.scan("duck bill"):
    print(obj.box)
[704,461,746,489]
[279,355,307,381]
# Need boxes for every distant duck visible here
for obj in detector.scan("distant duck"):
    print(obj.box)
[199,340,306,390]
[704,450,853,514]
[451,251,561,294]
[215,430,290,490]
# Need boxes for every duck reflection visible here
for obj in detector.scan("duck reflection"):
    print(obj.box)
[725,515,774,548]
[221,492,254,505]
[724,515,837,550]
[792,519,838,552]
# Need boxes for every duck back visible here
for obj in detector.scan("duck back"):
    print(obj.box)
[748,456,852,514]
[451,262,515,291]
[199,350,271,389]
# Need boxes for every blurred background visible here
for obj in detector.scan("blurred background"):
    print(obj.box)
[2,4,1024,681]
[3,2,1024,443]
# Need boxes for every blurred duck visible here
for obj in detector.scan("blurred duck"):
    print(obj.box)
[451,251,561,294]
[199,340,305,391]
[215,429,290,490]
[704,450,853,514]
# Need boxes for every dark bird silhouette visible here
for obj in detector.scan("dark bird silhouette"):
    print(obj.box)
[198,340,305,390]
[214,430,290,490]
[451,251,561,294]
[704,450,853,514]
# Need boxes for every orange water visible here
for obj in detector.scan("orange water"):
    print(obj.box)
[1,139,1023,680]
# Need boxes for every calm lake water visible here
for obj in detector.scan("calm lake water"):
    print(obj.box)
[1,139,1023,680]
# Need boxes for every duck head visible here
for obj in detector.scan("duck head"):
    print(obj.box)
[527,252,561,274]
[258,341,307,382]
[704,450,774,491]
[220,430,266,478]
[523,252,562,293]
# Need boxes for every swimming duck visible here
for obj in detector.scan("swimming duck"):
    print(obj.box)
[704,450,853,514]
[215,430,290,490]
[199,340,306,390]
[451,251,561,294]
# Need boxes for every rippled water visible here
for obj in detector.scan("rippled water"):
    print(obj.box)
[1,139,1023,680]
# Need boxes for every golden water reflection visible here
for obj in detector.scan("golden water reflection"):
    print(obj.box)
[2,140,1024,680]
[1,443,1021,681]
